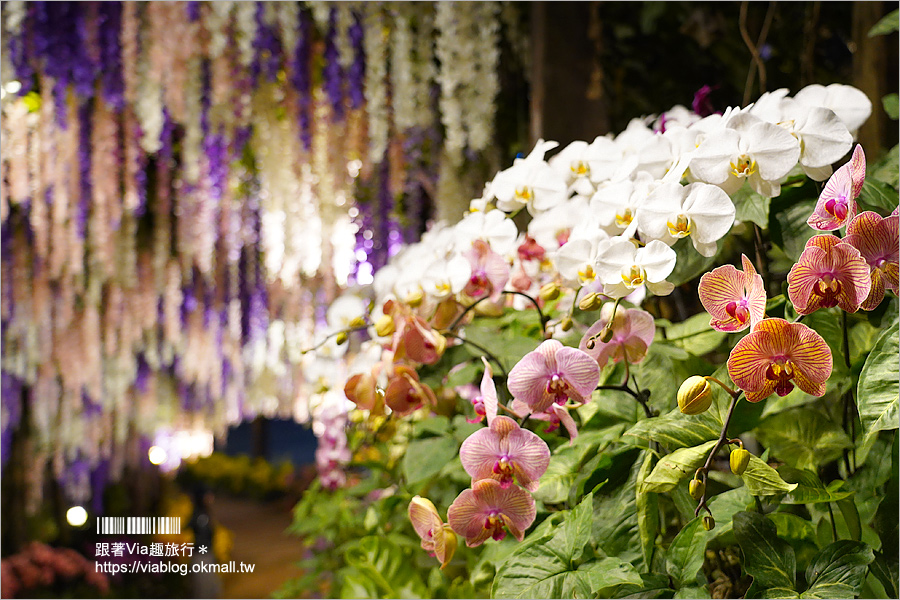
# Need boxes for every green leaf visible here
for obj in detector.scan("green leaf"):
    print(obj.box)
[870,551,899,599]
[769,200,818,263]
[666,517,710,588]
[884,94,900,120]
[857,321,899,439]
[636,452,659,569]
[836,497,861,542]
[641,440,716,493]
[610,572,674,598]
[858,179,900,214]
[780,467,853,505]
[733,185,772,228]
[801,541,874,598]
[741,455,798,496]
[624,403,723,451]
[533,425,624,504]
[665,312,727,356]
[753,408,851,471]
[706,486,754,538]
[493,495,642,599]
[593,453,646,565]
[402,436,459,484]
[760,588,802,599]
[674,585,712,599]
[668,237,720,287]
[734,511,797,591]
[868,8,899,37]
[412,415,451,438]
[871,144,899,189]
[769,513,818,547]
[341,535,426,598]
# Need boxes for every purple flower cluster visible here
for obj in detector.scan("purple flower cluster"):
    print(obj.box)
[251,2,282,84]
[323,8,345,120]
[291,8,313,149]
[347,12,365,110]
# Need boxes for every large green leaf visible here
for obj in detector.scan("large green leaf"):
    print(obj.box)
[668,237,719,287]
[769,199,818,263]
[732,185,771,228]
[706,486,754,538]
[624,403,723,451]
[857,321,899,439]
[858,179,900,214]
[341,535,426,598]
[753,408,851,471]
[665,312,727,356]
[533,425,624,504]
[884,93,900,121]
[593,453,645,564]
[870,551,899,599]
[870,144,899,189]
[666,517,709,588]
[868,8,899,37]
[741,455,798,496]
[734,511,797,591]
[641,440,717,493]
[402,436,459,484]
[780,467,853,505]
[493,494,642,598]
[636,452,659,569]
[801,541,874,599]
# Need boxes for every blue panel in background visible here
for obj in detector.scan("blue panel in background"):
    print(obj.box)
[217,419,317,466]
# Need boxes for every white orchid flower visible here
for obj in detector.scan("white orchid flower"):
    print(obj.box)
[584,135,638,185]
[780,102,852,181]
[793,83,872,136]
[527,196,588,251]
[637,181,736,257]
[421,254,472,300]
[594,238,677,298]
[553,225,610,287]
[590,172,657,239]
[490,139,568,215]
[454,208,519,256]
[548,140,597,196]
[689,112,800,197]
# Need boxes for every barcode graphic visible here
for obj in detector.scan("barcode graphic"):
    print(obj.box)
[96,517,181,535]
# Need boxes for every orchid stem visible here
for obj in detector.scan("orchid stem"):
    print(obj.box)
[448,296,492,331]
[694,390,743,518]
[443,332,508,380]
[501,290,548,337]
[300,326,368,353]
[840,310,857,473]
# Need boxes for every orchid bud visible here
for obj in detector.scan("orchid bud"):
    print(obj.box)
[560,317,573,332]
[374,315,395,337]
[598,327,614,343]
[405,288,424,307]
[689,478,705,501]
[730,448,751,475]
[702,515,716,531]
[578,292,603,311]
[336,332,349,345]
[349,316,367,329]
[440,525,458,570]
[678,376,713,415]
[539,282,561,301]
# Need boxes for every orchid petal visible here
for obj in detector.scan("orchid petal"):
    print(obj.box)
[690,128,742,185]
[481,357,498,426]
[555,346,601,400]
[638,241,677,283]
[744,121,800,181]
[794,106,853,169]
[459,427,503,483]
[683,183,736,243]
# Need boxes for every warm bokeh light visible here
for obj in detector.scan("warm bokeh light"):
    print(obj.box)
[148,445,168,466]
[66,506,88,527]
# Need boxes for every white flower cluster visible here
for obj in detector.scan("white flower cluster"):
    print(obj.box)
[366,84,870,309]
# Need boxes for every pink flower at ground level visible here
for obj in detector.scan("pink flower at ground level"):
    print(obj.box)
[447,479,536,547]
[807,144,865,231]
[698,254,766,332]
[843,211,900,310]
[459,415,550,492]
[787,235,871,314]
[508,339,600,414]
[727,318,832,402]
[578,303,656,367]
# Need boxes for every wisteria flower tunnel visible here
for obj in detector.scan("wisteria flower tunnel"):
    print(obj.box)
[0,2,898,600]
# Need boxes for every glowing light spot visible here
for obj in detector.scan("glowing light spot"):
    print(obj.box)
[148,446,168,465]
[66,506,88,527]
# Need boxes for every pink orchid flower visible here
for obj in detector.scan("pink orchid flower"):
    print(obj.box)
[384,365,437,416]
[464,358,500,424]
[508,339,600,414]
[807,144,865,231]
[843,211,900,310]
[787,234,871,314]
[463,239,510,302]
[698,254,766,332]
[459,415,550,492]
[408,497,457,569]
[447,479,536,547]
[727,318,832,402]
[578,303,656,367]
[511,399,580,442]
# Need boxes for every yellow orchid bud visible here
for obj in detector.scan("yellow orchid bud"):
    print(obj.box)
[578,292,603,311]
[349,316,367,329]
[689,478,706,501]
[539,282,561,302]
[439,525,458,570]
[560,317,574,332]
[730,448,751,475]
[702,515,716,531]
[599,326,615,343]
[405,288,425,308]
[374,315,395,337]
[678,376,713,415]
[336,331,349,345]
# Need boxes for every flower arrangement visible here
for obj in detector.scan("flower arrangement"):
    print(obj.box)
[299,73,899,597]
